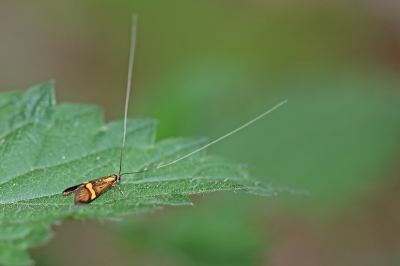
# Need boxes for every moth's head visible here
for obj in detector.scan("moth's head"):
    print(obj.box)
[113,173,122,182]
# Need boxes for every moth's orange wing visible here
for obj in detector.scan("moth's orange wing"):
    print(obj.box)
[73,177,116,204]
[63,175,119,204]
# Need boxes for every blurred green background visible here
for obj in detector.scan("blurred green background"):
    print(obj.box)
[1,1,400,265]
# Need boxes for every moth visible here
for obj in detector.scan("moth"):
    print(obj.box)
[62,174,124,204]
[62,15,287,204]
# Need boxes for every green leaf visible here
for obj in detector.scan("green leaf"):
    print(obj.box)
[0,82,298,266]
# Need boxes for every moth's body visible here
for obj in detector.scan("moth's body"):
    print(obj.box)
[62,174,123,204]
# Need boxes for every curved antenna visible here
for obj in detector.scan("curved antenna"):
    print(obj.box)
[119,14,138,174]
[121,99,288,176]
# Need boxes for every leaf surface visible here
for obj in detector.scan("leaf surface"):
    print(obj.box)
[0,82,295,265]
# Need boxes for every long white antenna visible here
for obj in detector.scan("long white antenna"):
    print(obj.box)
[118,15,288,177]
[119,14,137,174]
[121,99,288,176]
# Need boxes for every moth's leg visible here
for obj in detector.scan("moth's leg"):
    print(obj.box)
[117,185,127,198]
